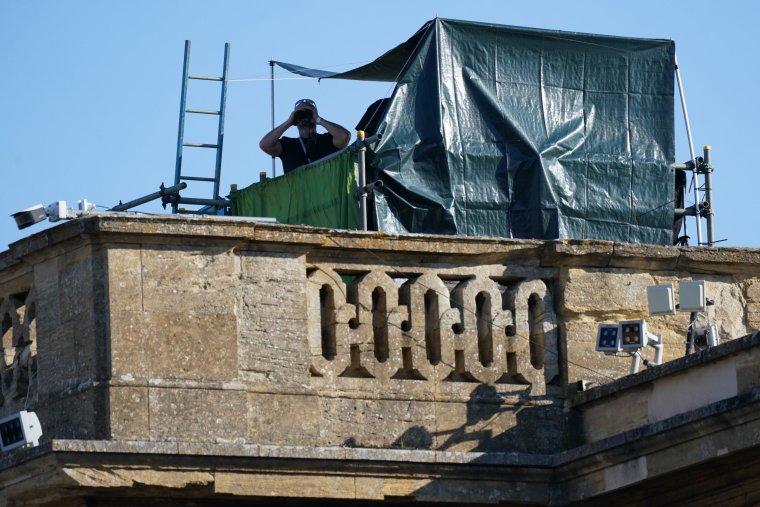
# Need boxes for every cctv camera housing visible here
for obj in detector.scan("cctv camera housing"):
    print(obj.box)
[11,205,46,230]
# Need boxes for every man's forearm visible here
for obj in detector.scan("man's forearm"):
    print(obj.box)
[259,118,292,156]
[318,117,351,148]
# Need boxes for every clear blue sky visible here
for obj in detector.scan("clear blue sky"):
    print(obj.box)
[2,1,758,248]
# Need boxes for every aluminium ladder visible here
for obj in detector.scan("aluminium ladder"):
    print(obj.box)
[172,40,230,214]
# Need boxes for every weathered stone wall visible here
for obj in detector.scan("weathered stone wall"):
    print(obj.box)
[1,214,759,456]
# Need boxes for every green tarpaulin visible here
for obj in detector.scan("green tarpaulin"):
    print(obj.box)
[275,18,676,244]
[231,149,360,229]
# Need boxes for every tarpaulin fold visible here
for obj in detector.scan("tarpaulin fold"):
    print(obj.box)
[231,149,360,230]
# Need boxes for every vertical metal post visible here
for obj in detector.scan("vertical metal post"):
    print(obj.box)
[270,60,276,178]
[212,43,231,205]
[702,145,715,247]
[357,130,368,231]
[173,40,191,214]
[674,54,702,246]
[630,351,642,375]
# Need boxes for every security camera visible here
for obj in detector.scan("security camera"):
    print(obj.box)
[11,200,96,230]
[11,205,47,230]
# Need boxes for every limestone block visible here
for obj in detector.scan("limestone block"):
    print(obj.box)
[733,346,760,394]
[238,314,309,386]
[238,251,309,387]
[109,385,150,440]
[678,247,760,274]
[559,268,655,315]
[139,245,239,315]
[62,467,213,489]
[411,477,547,504]
[542,240,614,268]
[434,397,516,452]
[110,310,237,380]
[106,245,142,312]
[431,393,561,453]
[562,319,600,344]
[698,279,748,341]
[745,279,760,300]
[581,384,651,443]
[36,386,107,440]
[564,340,630,385]
[609,243,679,270]
[247,393,321,445]
[215,472,356,499]
[36,317,98,396]
[354,476,432,501]
[57,245,95,322]
[747,309,760,330]
[149,387,247,442]
[318,396,436,448]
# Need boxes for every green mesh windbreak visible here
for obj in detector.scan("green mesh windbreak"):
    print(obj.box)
[231,149,360,230]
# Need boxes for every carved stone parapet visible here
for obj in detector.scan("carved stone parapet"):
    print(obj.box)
[306,265,557,394]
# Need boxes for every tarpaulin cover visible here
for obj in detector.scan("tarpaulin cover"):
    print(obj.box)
[275,18,676,244]
[231,149,360,229]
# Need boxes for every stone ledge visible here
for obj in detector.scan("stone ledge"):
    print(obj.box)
[561,387,760,468]
[571,331,760,407]
[7,214,760,274]
[39,439,555,468]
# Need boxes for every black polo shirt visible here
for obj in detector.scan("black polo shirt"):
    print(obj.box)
[279,133,339,174]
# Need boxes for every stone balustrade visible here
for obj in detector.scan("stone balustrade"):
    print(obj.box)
[305,265,557,392]
[0,213,759,454]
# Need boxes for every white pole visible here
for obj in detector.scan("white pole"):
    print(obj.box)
[674,54,703,246]
[270,60,276,178]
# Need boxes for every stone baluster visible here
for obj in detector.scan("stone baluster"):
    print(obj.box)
[505,279,558,395]
[344,271,406,380]
[397,272,459,383]
[306,268,352,381]
[448,274,512,385]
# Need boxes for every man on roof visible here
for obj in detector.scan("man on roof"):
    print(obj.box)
[259,98,351,174]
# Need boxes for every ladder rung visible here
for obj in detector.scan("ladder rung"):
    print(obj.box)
[183,142,219,149]
[180,176,216,182]
[186,108,221,115]
[189,75,223,82]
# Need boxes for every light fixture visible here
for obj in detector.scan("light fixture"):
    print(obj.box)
[11,200,95,230]
[596,323,621,353]
[0,411,42,452]
[595,320,663,374]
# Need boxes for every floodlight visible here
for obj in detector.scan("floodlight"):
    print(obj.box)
[679,281,706,312]
[647,284,675,315]
[11,205,46,230]
[0,411,42,452]
[620,320,647,350]
[595,323,621,353]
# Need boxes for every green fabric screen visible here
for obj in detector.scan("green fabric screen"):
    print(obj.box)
[275,19,676,244]
[231,149,360,230]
